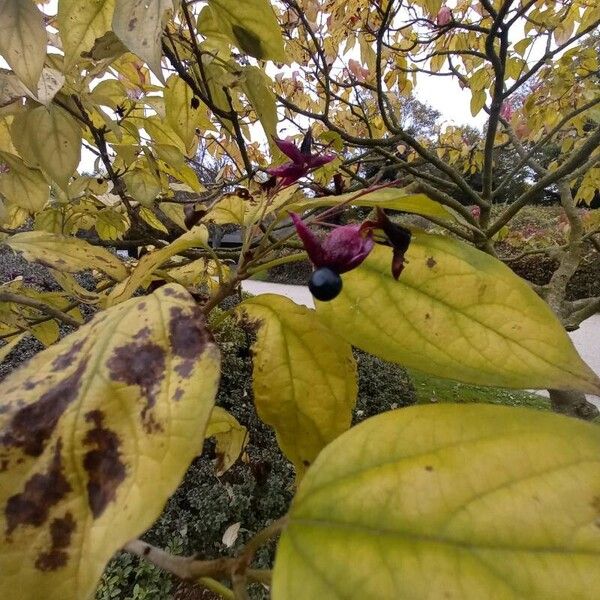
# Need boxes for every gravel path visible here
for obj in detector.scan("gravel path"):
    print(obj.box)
[241,280,600,407]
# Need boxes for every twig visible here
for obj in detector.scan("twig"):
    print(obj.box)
[0,292,81,328]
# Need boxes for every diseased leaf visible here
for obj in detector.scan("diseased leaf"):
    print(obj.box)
[238,295,357,478]
[287,189,455,221]
[273,404,600,600]
[207,0,286,61]
[0,152,49,212]
[112,0,173,82]
[0,284,220,600]
[107,225,208,305]
[30,318,60,347]
[0,0,47,92]
[164,75,207,157]
[315,236,600,394]
[28,68,65,106]
[58,0,116,68]
[205,407,248,476]
[5,231,129,281]
[11,104,82,190]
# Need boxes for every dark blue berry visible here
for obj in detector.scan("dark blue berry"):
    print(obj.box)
[309,267,342,301]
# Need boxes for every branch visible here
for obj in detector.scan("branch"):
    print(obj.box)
[0,292,81,328]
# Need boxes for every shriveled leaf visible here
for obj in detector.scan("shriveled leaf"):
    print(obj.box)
[315,236,600,394]
[0,284,220,600]
[107,225,208,306]
[208,0,286,61]
[0,152,49,212]
[273,404,600,599]
[58,0,116,69]
[5,231,129,281]
[112,0,173,82]
[0,0,47,92]
[11,104,82,189]
[122,168,161,206]
[238,295,357,477]
[221,522,241,548]
[287,188,454,220]
[205,407,248,476]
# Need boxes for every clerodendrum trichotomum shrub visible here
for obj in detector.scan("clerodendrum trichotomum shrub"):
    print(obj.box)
[0,0,599,598]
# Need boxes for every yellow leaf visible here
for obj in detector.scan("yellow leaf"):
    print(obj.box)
[0,331,26,363]
[5,231,129,281]
[315,236,600,394]
[207,0,286,61]
[0,0,47,92]
[30,318,60,346]
[122,167,161,206]
[11,104,82,190]
[141,116,187,154]
[95,207,130,240]
[0,284,220,600]
[164,74,206,156]
[205,407,248,475]
[159,201,187,230]
[238,295,357,478]
[0,71,27,112]
[470,89,486,116]
[514,38,532,56]
[51,270,101,305]
[107,225,208,305]
[58,0,116,69]
[112,0,173,82]
[274,404,600,599]
[0,152,49,212]
[287,189,455,221]
[28,67,65,106]
[139,205,168,233]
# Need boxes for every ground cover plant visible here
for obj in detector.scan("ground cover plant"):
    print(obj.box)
[0,0,599,598]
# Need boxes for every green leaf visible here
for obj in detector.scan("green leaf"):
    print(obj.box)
[274,403,600,600]
[122,167,161,206]
[0,0,47,93]
[238,295,357,478]
[11,104,82,190]
[107,225,208,305]
[0,284,220,600]
[0,152,49,212]
[5,230,129,281]
[287,188,455,221]
[112,0,173,82]
[58,0,116,69]
[207,0,286,61]
[315,235,600,394]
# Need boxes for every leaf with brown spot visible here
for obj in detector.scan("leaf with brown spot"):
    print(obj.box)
[205,407,248,476]
[0,284,220,600]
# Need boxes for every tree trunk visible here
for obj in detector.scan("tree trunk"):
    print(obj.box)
[548,389,599,420]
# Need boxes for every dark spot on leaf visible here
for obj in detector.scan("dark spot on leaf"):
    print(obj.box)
[51,339,85,371]
[190,97,200,109]
[2,360,88,457]
[128,17,137,31]
[175,360,194,378]
[5,441,71,536]
[107,341,165,424]
[425,465,434,471]
[173,388,184,401]
[35,512,76,571]
[591,496,600,514]
[83,410,126,518]
[425,313,430,320]
[302,460,310,467]
[97,178,104,184]
[231,25,264,59]
[143,545,151,556]
[134,326,151,340]
[426,257,436,268]
[137,302,147,310]
[169,306,211,361]
[0,459,8,472]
